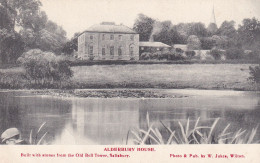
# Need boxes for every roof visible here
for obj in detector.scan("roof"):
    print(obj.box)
[83,22,137,34]
[173,44,187,51]
[139,42,171,48]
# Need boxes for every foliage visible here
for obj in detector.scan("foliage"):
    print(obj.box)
[207,23,218,36]
[187,35,201,50]
[217,20,237,38]
[200,37,215,50]
[185,51,196,59]
[17,49,73,86]
[29,122,48,145]
[0,29,25,63]
[210,49,223,60]
[248,64,260,84]
[225,47,244,59]
[238,17,260,50]
[0,0,67,63]
[62,32,80,55]
[140,52,151,60]
[129,112,259,145]
[133,13,155,41]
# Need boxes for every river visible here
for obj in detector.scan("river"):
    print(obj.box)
[0,89,259,145]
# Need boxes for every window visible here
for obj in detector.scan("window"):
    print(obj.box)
[102,34,105,40]
[130,35,134,41]
[89,45,93,55]
[110,35,114,40]
[110,46,114,55]
[118,35,122,40]
[118,46,122,56]
[90,35,93,40]
[130,46,134,55]
[102,47,106,55]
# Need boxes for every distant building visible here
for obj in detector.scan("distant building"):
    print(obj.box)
[78,22,139,60]
[139,42,171,54]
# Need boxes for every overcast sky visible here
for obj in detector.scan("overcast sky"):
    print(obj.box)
[40,0,260,38]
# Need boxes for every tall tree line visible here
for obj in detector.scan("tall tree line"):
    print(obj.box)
[133,13,260,54]
[0,0,67,63]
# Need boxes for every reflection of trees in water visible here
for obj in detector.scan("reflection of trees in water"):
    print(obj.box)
[71,99,139,144]
[0,92,72,143]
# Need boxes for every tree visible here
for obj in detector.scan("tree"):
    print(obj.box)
[133,13,155,41]
[217,20,237,38]
[187,35,201,50]
[200,37,215,50]
[207,23,218,36]
[17,49,73,86]
[0,29,24,63]
[62,32,80,55]
[188,22,208,37]
[238,17,260,50]
[153,21,185,45]
[173,22,208,39]
[0,0,67,63]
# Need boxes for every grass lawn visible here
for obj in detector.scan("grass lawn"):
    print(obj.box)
[72,64,257,90]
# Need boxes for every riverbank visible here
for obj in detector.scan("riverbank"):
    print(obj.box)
[0,64,258,91]
[31,89,189,98]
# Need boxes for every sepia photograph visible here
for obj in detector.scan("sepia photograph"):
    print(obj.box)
[0,0,260,150]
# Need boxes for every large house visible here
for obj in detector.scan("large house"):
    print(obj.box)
[78,22,139,60]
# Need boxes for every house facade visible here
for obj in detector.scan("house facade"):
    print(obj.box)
[78,22,139,60]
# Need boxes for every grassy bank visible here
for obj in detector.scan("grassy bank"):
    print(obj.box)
[71,64,257,91]
[0,64,258,91]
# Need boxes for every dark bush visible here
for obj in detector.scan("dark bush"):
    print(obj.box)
[210,49,222,60]
[185,51,196,58]
[244,50,260,60]
[225,47,244,59]
[140,52,151,60]
[17,49,73,87]
[248,64,260,84]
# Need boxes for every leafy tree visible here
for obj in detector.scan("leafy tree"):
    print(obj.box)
[238,17,260,50]
[0,29,24,63]
[17,49,73,86]
[62,32,80,55]
[217,20,237,38]
[248,64,260,85]
[173,22,208,38]
[133,13,155,41]
[187,35,201,50]
[153,21,185,45]
[0,0,67,63]
[188,22,208,37]
[200,37,215,50]
[207,23,218,36]
[225,47,244,59]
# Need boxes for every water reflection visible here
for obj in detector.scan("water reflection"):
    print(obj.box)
[0,90,259,145]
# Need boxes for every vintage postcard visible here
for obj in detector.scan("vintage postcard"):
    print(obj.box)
[0,0,260,162]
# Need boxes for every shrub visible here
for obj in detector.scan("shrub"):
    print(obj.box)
[185,51,196,58]
[225,47,244,59]
[245,50,260,60]
[140,52,151,60]
[17,49,73,87]
[248,64,260,84]
[210,49,222,60]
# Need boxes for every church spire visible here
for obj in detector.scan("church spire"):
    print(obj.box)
[210,5,216,24]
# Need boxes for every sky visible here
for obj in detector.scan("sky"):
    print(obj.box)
[40,0,260,38]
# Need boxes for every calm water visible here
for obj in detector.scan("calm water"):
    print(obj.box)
[0,89,259,145]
